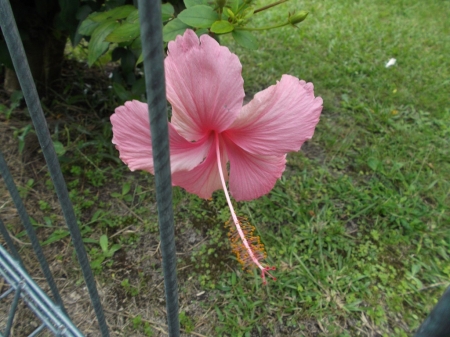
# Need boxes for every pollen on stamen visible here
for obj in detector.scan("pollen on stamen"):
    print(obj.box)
[225,216,276,284]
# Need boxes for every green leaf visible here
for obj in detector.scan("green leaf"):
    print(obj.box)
[82,238,98,244]
[43,216,52,227]
[126,9,139,23]
[111,47,126,62]
[241,7,254,20]
[10,90,23,104]
[99,234,108,252]
[184,0,208,8]
[136,53,144,65]
[89,5,136,22]
[210,20,234,34]
[367,157,380,171]
[215,306,224,321]
[195,28,209,37]
[105,22,140,42]
[120,50,136,74]
[131,78,146,96]
[227,0,239,13]
[76,4,92,20]
[131,37,142,50]
[90,257,104,270]
[112,82,132,102]
[91,210,104,222]
[163,18,190,42]
[88,20,120,66]
[17,125,32,154]
[178,6,219,28]
[42,230,69,246]
[122,182,131,195]
[232,30,258,49]
[106,244,121,257]
[53,141,66,156]
[161,3,175,21]
[78,18,99,36]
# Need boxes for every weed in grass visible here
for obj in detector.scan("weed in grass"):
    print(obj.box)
[121,278,140,297]
[17,178,35,199]
[110,181,133,202]
[179,311,195,333]
[131,315,154,336]
[12,124,34,154]
[38,200,51,212]
[0,90,23,120]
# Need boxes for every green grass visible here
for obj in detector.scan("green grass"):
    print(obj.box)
[201,0,449,335]
[9,0,448,335]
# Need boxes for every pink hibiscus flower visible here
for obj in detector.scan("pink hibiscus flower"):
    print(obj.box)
[111,30,322,283]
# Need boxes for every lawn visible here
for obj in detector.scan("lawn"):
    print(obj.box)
[0,0,449,336]
[210,1,450,335]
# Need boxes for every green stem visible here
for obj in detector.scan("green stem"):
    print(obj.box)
[254,0,289,14]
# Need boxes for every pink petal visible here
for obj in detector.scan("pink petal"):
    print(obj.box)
[225,75,323,156]
[111,100,155,173]
[171,135,227,199]
[169,127,212,173]
[111,100,210,174]
[225,138,286,201]
[165,29,245,140]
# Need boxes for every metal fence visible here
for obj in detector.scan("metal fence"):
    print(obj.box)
[0,244,83,337]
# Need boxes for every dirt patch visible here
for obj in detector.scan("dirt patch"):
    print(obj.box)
[0,123,218,336]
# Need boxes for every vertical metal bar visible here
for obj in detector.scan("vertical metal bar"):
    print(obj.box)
[414,286,450,337]
[137,0,180,336]
[0,150,65,313]
[0,1,109,335]
[0,216,23,265]
[4,283,22,336]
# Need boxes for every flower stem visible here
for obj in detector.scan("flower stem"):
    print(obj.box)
[215,132,275,284]
[254,0,289,14]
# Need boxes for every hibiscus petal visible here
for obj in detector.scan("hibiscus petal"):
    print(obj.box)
[171,135,227,199]
[225,75,323,156]
[169,129,212,173]
[225,138,286,201]
[111,100,210,174]
[165,29,245,140]
[111,100,155,173]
